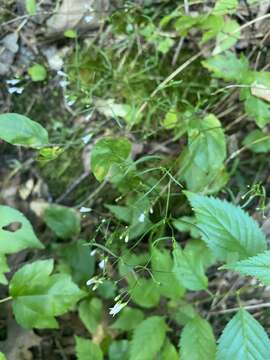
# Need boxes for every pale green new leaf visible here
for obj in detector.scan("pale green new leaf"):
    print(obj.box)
[217,309,270,359]
[0,113,48,148]
[91,137,131,181]
[79,298,103,334]
[213,20,240,55]
[173,244,208,291]
[28,64,47,81]
[75,336,103,360]
[26,0,36,15]
[130,316,167,360]
[43,205,81,239]
[185,192,267,262]
[202,52,249,82]
[0,254,10,285]
[0,352,7,360]
[151,246,185,299]
[213,0,238,15]
[180,316,216,360]
[0,205,43,254]
[224,251,270,285]
[9,260,85,329]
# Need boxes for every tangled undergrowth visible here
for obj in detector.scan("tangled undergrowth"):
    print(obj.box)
[1,0,270,359]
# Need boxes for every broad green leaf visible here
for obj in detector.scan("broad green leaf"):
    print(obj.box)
[108,340,130,360]
[168,299,197,326]
[213,0,238,15]
[151,246,185,299]
[185,192,267,262]
[75,336,103,360]
[9,260,85,329]
[173,243,208,291]
[200,15,224,43]
[91,137,131,182]
[0,113,48,148]
[0,254,9,285]
[224,251,270,284]
[28,64,47,81]
[173,216,200,238]
[79,298,103,334]
[180,316,216,360]
[158,339,179,360]
[130,316,167,360]
[0,205,43,254]
[244,94,270,128]
[202,52,249,82]
[217,309,270,359]
[243,130,270,153]
[44,205,81,239]
[129,277,160,308]
[213,20,240,55]
[58,239,94,285]
[97,280,116,299]
[0,352,7,360]
[26,0,36,15]
[184,239,215,269]
[111,306,144,331]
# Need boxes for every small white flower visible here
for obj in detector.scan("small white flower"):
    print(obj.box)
[138,213,145,223]
[57,70,67,77]
[82,134,92,144]
[109,302,127,316]
[86,277,95,286]
[84,15,93,23]
[90,249,96,256]
[6,79,20,85]
[59,80,70,88]
[80,206,92,213]
[99,259,106,269]
[8,86,24,94]
[67,99,75,106]
[124,234,129,243]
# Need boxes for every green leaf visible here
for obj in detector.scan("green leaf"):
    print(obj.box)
[129,277,160,308]
[28,64,47,81]
[213,20,240,55]
[64,29,77,38]
[0,352,7,360]
[44,205,81,239]
[168,299,197,326]
[202,52,249,82]
[224,251,270,285]
[185,239,215,269]
[97,280,116,299]
[173,243,208,291]
[217,309,270,359]
[79,298,103,334]
[111,306,144,331]
[58,240,95,285]
[244,94,270,128]
[0,254,9,285]
[185,192,267,262]
[158,339,179,360]
[0,205,43,254]
[173,216,200,238]
[75,336,103,360]
[180,316,216,360]
[91,137,132,182]
[9,260,85,329]
[213,0,238,15]
[243,130,270,153]
[0,113,48,148]
[151,246,185,299]
[26,0,36,15]
[130,316,167,360]
[108,340,130,360]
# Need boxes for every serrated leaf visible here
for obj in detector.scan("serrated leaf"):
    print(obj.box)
[44,205,81,239]
[75,336,103,360]
[0,205,43,254]
[151,246,185,299]
[217,309,270,359]
[130,316,167,360]
[111,306,144,331]
[0,254,9,285]
[129,277,160,308]
[185,192,267,262]
[213,20,240,55]
[79,298,103,334]
[242,130,270,153]
[213,0,238,15]
[244,93,270,128]
[9,260,85,329]
[202,52,249,82]
[0,113,48,148]
[108,340,130,360]
[224,251,270,284]
[91,137,131,182]
[180,316,216,360]
[173,243,208,291]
